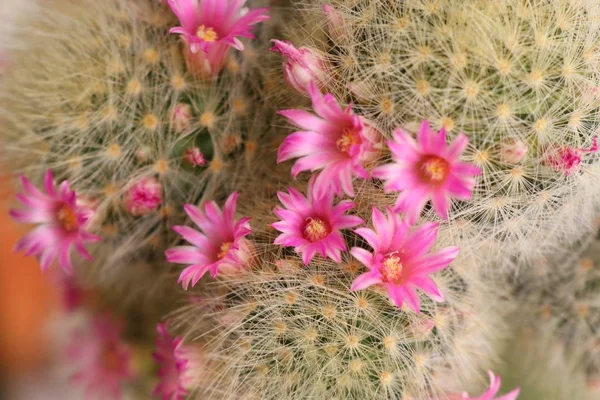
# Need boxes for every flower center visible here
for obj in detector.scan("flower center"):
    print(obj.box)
[302,217,330,242]
[380,253,404,284]
[336,128,361,154]
[418,155,450,184]
[217,241,233,260]
[101,347,121,371]
[57,204,78,232]
[196,25,218,42]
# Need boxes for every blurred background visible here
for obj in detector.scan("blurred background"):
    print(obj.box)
[0,0,66,398]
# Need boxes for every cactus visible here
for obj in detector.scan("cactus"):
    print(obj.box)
[170,181,510,399]
[279,0,600,269]
[0,0,281,297]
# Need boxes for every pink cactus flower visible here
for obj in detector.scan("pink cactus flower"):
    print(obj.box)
[167,0,270,77]
[184,147,206,167]
[373,120,480,222]
[68,314,134,400]
[460,371,520,400]
[544,136,598,175]
[270,39,327,94]
[165,191,252,289]
[272,178,363,265]
[350,207,458,313]
[9,169,101,274]
[153,323,189,400]
[278,82,380,198]
[123,177,163,216]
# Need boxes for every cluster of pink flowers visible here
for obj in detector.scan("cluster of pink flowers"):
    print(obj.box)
[67,314,134,399]
[267,38,483,313]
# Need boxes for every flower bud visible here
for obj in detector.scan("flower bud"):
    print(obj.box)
[270,39,326,94]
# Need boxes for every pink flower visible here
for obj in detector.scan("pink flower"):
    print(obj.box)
[123,177,163,216]
[167,0,270,76]
[278,82,380,198]
[68,314,134,399]
[373,120,480,222]
[350,207,458,313]
[461,371,520,400]
[9,169,101,274]
[184,147,206,167]
[272,178,363,265]
[153,323,188,400]
[165,191,252,289]
[543,136,598,175]
[270,39,327,94]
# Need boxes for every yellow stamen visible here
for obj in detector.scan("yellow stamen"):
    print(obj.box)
[302,217,330,242]
[196,25,218,42]
[217,241,233,259]
[57,204,78,232]
[380,254,404,284]
[419,155,450,184]
[336,129,361,153]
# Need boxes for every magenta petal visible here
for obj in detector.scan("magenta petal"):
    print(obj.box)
[414,246,459,274]
[350,247,373,267]
[350,271,381,291]
[411,276,445,302]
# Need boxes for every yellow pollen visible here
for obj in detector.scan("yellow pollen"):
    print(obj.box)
[380,254,404,284]
[196,25,218,42]
[419,155,450,184]
[217,241,232,259]
[303,217,330,242]
[336,129,361,153]
[57,204,78,232]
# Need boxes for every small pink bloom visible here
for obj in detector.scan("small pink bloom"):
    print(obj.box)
[167,0,270,76]
[270,39,327,94]
[460,371,520,400]
[184,147,206,167]
[9,169,102,274]
[543,136,598,175]
[153,323,189,400]
[68,314,134,400]
[123,177,163,216]
[172,103,193,132]
[500,137,528,164]
[272,178,363,265]
[278,82,380,198]
[350,207,458,313]
[373,120,481,222]
[165,191,252,289]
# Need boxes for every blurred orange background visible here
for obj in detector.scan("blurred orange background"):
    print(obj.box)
[0,179,57,379]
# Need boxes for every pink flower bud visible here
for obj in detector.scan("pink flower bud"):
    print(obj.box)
[184,147,206,167]
[171,103,192,132]
[543,137,598,175]
[270,39,326,94]
[323,4,347,43]
[500,137,528,164]
[123,177,163,216]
